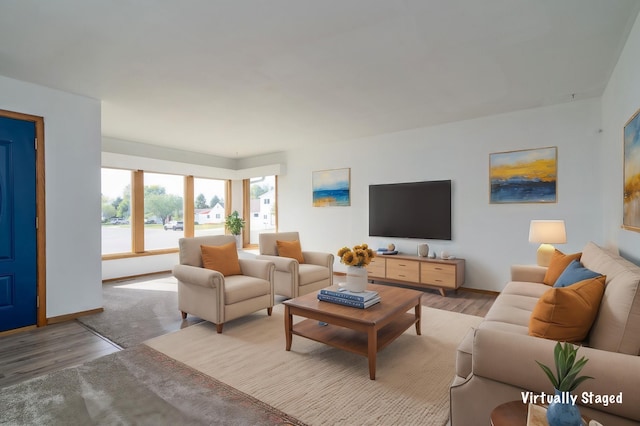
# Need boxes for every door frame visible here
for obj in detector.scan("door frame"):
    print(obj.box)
[0,109,46,328]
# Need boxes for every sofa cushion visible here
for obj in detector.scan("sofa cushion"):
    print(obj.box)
[582,242,640,354]
[223,275,271,304]
[543,250,582,285]
[277,239,305,264]
[480,282,549,333]
[201,243,242,276]
[529,275,605,342]
[553,260,601,288]
[298,263,330,286]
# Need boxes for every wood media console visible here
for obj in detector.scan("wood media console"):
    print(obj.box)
[366,254,465,296]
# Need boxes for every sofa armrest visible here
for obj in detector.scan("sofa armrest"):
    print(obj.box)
[302,251,334,269]
[172,264,223,289]
[255,254,298,273]
[511,264,547,283]
[238,259,275,281]
[472,328,640,420]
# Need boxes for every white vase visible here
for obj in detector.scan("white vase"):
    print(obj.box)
[346,266,368,292]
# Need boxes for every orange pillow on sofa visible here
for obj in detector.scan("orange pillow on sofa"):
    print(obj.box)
[276,239,305,264]
[529,275,606,342]
[201,243,242,276]
[543,250,582,285]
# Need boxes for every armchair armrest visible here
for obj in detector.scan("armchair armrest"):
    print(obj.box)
[302,251,334,269]
[238,258,275,281]
[511,264,547,283]
[255,254,298,273]
[172,264,223,289]
[472,328,640,420]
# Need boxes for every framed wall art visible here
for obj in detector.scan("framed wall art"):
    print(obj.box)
[489,146,557,204]
[624,108,640,231]
[312,168,350,207]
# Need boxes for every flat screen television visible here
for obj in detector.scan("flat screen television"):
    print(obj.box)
[369,180,452,240]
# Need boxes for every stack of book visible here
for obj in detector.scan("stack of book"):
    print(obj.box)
[377,248,398,255]
[317,287,381,309]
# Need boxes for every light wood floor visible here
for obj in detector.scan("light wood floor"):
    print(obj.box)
[0,277,495,389]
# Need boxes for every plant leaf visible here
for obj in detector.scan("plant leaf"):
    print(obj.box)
[536,360,559,389]
[553,342,563,383]
[568,375,594,392]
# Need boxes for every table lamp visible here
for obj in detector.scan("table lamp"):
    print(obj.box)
[528,220,566,267]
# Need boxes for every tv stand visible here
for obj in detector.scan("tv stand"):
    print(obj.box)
[366,254,465,296]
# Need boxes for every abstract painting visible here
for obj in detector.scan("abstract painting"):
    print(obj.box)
[489,147,557,204]
[624,108,640,231]
[312,168,350,207]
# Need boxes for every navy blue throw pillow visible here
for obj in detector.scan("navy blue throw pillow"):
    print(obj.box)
[554,260,601,288]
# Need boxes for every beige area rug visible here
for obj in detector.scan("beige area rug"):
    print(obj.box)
[145,304,482,426]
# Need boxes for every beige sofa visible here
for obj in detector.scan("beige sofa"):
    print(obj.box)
[450,242,640,426]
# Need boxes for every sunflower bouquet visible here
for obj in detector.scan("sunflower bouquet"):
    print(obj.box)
[337,243,376,267]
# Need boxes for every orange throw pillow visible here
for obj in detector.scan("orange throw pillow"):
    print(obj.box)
[543,250,582,285]
[200,243,242,276]
[529,275,606,342]
[276,239,305,264]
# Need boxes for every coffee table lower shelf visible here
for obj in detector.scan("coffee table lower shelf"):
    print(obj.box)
[283,284,423,380]
[291,314,418,357]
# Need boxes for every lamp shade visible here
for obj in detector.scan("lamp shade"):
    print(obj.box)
[528,220,567,244]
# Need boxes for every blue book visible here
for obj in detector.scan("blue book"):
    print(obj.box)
[317,293,381,309]
[320,288,379,302]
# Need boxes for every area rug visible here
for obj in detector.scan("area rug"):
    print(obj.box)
[78,274,203,348]
[145,305,482,426]
[0,344,306,426]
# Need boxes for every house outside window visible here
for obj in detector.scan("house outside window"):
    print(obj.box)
[194,177,226,237]
[246,175,277,245]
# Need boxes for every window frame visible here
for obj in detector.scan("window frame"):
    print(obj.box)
[101,170,230,260]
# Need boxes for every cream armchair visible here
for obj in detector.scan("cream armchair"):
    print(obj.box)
[172,235,275,333]
[256,232,334,298]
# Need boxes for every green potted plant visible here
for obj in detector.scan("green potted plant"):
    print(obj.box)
[225,211,245,248]
[536,342,593,426]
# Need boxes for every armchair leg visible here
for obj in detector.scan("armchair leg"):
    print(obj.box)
[267,307,273,316]
[216,323,224,333]
[181,311,187,319]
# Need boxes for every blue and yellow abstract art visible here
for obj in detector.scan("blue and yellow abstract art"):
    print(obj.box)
[624,108,640,231]
[490,147,557,204]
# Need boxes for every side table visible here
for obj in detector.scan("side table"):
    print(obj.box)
[490,401,591,426]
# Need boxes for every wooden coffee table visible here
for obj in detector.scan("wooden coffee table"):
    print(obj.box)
[283,283,422,380]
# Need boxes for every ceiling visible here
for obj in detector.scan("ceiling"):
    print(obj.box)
[1,1,639,159]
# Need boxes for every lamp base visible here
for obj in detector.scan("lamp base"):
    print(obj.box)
[536,244,556,267]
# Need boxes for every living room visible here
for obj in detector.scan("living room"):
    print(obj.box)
[1,1,640,424]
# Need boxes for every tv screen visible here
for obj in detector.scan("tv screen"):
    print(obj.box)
[369,180,452,240]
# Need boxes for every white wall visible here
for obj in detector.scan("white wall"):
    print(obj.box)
[278,98,603,291]
[601,12,640,264]
[0,75,102,318]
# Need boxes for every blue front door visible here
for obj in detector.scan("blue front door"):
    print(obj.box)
[0,116,37,332]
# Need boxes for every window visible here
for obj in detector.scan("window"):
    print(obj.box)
[144,172,184,250]
[194,177,227,237]
[245,175,277,245]
[101,170,229,257]
[101,168,132,255]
